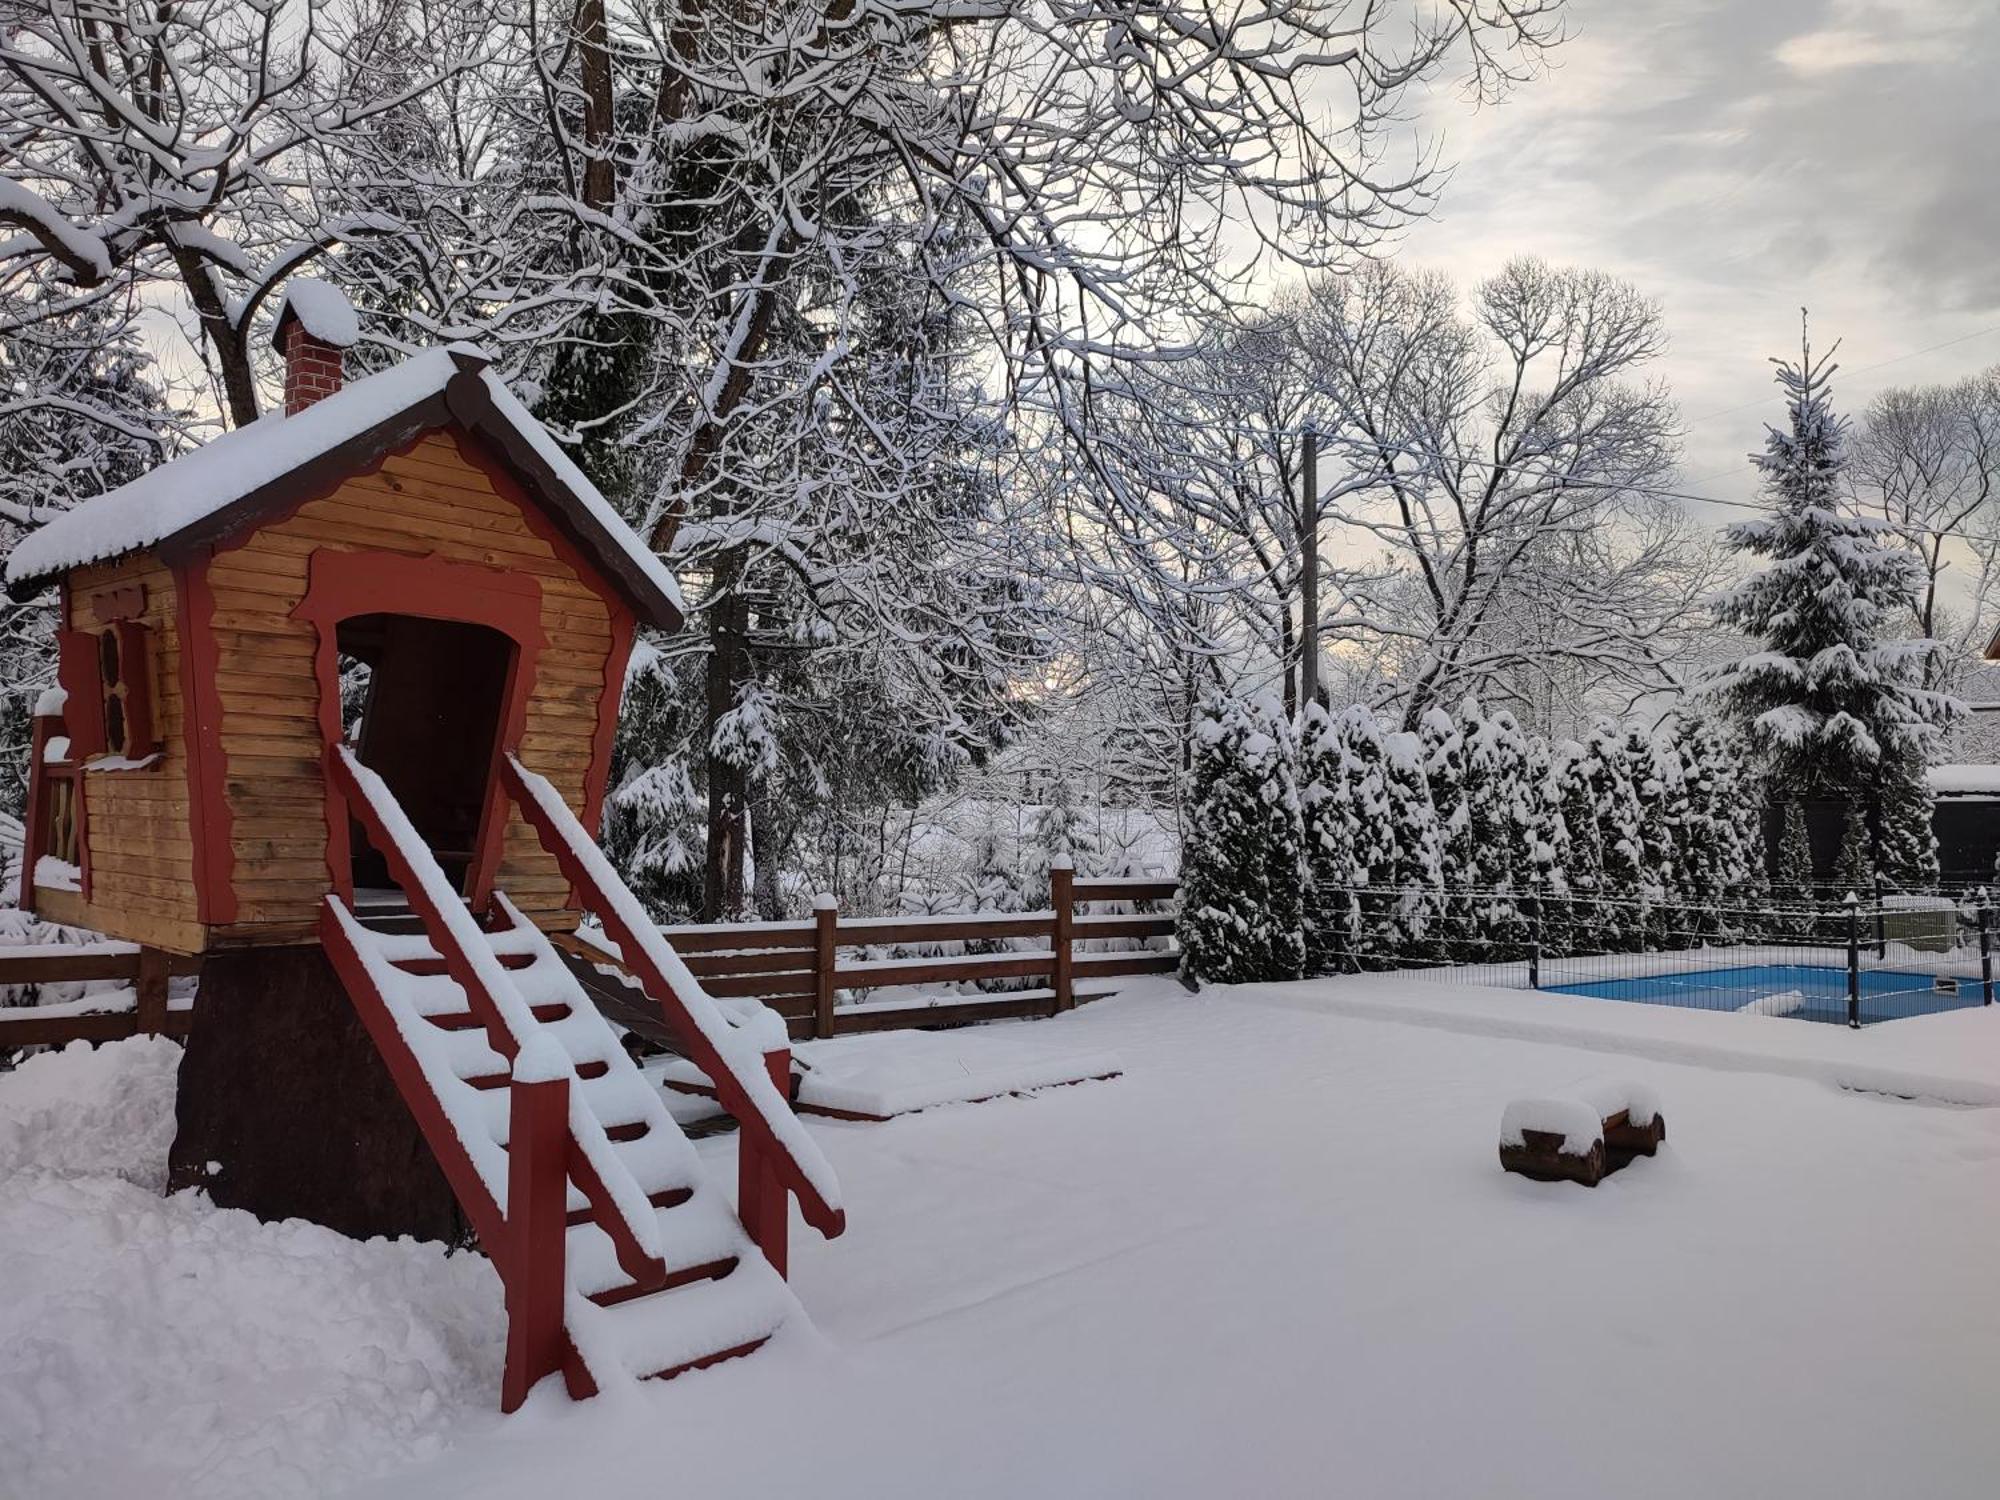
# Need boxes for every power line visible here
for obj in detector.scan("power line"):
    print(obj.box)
[1322,462,2000,549]
[1679,323,2000,431]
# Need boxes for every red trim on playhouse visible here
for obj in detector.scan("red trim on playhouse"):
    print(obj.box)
[447,427,638,840]
[292,547,546,911]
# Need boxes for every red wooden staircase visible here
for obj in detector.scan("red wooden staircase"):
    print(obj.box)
[320,746,844,1410]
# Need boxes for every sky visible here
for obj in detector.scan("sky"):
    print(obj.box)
[1392,0,2000,522]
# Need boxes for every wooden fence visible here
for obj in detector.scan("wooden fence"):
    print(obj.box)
[0,943,202,1048]
[0,870,1180,1052]
[647,870,1181,1040]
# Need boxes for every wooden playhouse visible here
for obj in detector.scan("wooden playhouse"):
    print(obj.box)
[4,287,844,1409]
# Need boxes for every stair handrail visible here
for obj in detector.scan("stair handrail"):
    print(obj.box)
[500,754,845,1238]
[329,745,667,1282]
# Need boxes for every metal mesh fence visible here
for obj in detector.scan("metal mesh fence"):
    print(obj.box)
[1309,884,1996,1028]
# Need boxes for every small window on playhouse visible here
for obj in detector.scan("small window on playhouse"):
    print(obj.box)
[92,620,158,761]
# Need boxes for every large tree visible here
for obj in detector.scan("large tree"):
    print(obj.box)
[1849,367,2000,686]
[0,0,482,427]
[1706,321,1961,863]
[419,0,1568,912]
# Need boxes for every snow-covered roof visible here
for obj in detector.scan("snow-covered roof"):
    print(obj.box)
[1928,764,2000,797]
[5,346,683,628]
[270,278,360,349]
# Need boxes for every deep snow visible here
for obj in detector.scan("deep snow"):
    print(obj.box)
[7,978,2000,1498]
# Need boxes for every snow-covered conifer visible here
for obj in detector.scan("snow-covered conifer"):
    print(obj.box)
[1177,695,1305,984]
[1575,720,1647,951]
[1025,775,1100,905]
[1297,703,1358,974]
[1523,735,1573,956]
[1462,703,1536,961]
[1376,730,1445,961]
[1549,740,1604,955]
[1769,800,1817,938]
[1630,724,1681,944]
[1706,322,1961,836]
[1420,707,1475,954]
[1876,755,1940,893]
[1834,800,1874,902]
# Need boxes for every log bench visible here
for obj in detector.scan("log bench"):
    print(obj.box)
[1499,1084,1666,1188]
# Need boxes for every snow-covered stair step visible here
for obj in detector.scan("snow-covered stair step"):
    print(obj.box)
[566,1188,747,1301]
[370,925,544,967]
[324,752,812,1407]
[568,1256,793,1384]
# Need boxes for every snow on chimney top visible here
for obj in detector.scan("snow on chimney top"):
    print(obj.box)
[271,278,359,416]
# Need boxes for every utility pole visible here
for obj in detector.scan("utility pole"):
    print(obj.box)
[1300,422,1319,712]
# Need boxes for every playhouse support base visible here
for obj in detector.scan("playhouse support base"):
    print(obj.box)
[166,944,468,1245]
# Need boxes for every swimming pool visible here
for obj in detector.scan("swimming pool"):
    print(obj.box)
[1545,964,1979,1025]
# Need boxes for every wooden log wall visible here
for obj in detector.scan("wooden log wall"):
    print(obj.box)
[203,430,618,944]
[33,555,204,952]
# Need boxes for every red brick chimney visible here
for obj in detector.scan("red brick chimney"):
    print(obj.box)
[270,279,360,416]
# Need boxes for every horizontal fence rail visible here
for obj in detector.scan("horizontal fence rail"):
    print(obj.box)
[655,869,1180,1040]
[0,943,201,1050]
[2,872,1182,1055]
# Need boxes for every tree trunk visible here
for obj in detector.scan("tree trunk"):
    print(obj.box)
[575,0,617,212]
[167,946,468,1245]
[168,240,259,428]
[1279,606,1297,721]
[750,792,784,919]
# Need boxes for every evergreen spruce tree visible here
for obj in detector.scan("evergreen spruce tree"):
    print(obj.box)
[1630,725,1681,946]
[1024,774,1099,905]
[1577,720,1647,951]
[958,817,1034,990]
[1674,717,1765,938]
[1420,706,1476,955]
[1298,703,1358,973]
[1706,318,1961,870]
[1177,694,1306,983]
[1834,800,1871,890]
[1524,735,1573,957]
[1770,800,1817,939]
[1378,730,1446,962]
[1834,799,1874,918]
[1252,696,1309,981]
[1462,701,1535,961]
[1336,705,1400,967]
[1551,740,1605,955]
[1875,755,1940,892]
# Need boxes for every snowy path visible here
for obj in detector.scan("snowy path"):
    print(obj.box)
[9,980,2000,1498]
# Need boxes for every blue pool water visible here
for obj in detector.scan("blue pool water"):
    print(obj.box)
[1545,964,1978,1025]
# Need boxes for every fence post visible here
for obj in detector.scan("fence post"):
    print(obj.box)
[1845,891,1861,1030]
[737,1042,791,1280]
[1981,897,1993,1008]
[812,894,837,1039]
[1873,876,1886,960]
[1526,890,1541,991]
[135,945,169,1035]
[501,1048,570,1414]
[17,712,53,912]
[1051,858,1074,1013]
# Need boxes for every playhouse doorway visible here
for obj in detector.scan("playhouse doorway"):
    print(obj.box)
[336,614,513,895]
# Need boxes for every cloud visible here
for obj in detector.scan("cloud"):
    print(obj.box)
[1376,0,2000,506]
[1774,27,1957,75]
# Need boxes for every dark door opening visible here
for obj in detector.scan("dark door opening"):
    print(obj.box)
[336,614,514,895]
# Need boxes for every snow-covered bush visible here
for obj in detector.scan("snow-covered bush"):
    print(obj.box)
[1373,730,1445,963]
[1176,695,1305,984]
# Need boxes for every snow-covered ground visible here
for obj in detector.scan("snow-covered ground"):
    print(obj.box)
[9,976,2000,1498]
